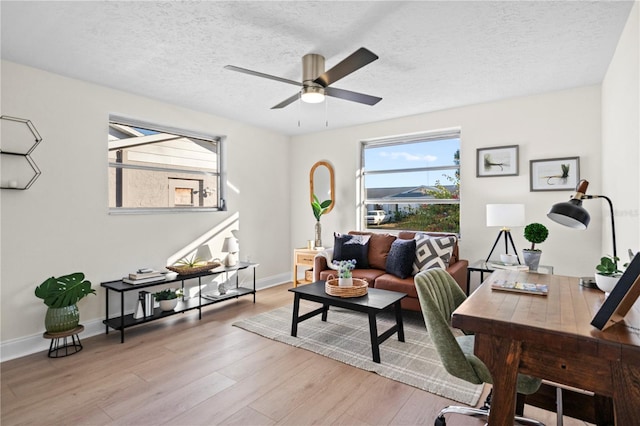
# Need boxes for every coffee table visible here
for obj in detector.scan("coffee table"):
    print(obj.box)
[288,281,406,363]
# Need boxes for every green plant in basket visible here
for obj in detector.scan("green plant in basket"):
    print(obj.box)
[175,254,206,268]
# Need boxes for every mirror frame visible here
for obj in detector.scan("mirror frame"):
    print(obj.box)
[309,160,335,214]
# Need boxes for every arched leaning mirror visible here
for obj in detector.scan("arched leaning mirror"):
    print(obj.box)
[310,160,335,214]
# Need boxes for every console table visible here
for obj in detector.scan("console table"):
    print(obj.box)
[466,260,553,295]
[101,262,258,343]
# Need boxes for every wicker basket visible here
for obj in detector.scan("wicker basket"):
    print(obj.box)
[325,277,368,298]
[304,269,314,282]
[166,260,222,275]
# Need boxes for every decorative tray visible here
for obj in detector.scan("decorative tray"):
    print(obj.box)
[166,261,221,275]
[325,278,368,298]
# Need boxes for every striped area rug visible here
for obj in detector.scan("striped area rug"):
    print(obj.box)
[233,302,483,406]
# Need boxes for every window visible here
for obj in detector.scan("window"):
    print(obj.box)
[360,129,460,234]
[108,116,224,213]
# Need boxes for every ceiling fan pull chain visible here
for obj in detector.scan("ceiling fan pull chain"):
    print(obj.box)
[325,96,329,127]
[298,91,301,127]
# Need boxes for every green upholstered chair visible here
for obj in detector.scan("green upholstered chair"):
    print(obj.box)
[415,268,545,426]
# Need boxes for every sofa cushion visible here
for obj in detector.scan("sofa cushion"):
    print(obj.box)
[374,274,418,298]
[398,231,459,264]
[385,238,416,279]
[333,233,370,269]
[349,231,396,270]
[367,233,396,270]
[412,234,457,274]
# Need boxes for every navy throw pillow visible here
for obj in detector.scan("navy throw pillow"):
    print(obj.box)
[385,238,417,279]
[333,233,370,269]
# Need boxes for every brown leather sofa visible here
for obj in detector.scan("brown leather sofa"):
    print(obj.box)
[313,231,468,311]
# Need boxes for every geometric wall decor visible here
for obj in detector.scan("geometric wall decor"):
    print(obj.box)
[0,115,43,190]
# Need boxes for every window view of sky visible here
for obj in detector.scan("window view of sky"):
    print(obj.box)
[364,138,459,188]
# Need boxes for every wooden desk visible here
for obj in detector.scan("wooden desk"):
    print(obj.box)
[452,270,640,426]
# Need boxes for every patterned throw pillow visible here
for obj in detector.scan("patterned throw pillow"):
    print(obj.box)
[385,238,417,279]
[412,234,457,274]
[333,233,370,269]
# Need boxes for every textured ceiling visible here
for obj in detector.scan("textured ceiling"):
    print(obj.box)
[1,1,634,136]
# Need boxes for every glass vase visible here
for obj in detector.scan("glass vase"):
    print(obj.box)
[314,221,322,248]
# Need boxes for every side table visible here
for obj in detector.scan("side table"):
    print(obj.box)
[293,248,322,287]
[466,260,554,295]
[43,325,84,358]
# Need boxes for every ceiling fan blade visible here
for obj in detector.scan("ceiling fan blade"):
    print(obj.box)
[224,65,301,87]
[314,47,379,87]
[271,92,301,109]
[325,87,382,106]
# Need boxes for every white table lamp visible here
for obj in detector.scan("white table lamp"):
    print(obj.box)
[222,237,239,267]
[485,204,525,263]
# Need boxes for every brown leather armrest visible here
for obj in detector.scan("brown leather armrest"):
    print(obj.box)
[313,254,329,282]
[446,259,469,294]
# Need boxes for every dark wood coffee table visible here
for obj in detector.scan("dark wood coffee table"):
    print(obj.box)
[288,281,407,363]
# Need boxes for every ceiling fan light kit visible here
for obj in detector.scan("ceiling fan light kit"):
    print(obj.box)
[225,47,382,110]
[301,86,325,103]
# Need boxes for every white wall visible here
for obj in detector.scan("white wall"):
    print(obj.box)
[0,61,291,359]
[291,86,603,279]
[602,1,640,261]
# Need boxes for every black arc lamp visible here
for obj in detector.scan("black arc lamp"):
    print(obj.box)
[547,179,617,286]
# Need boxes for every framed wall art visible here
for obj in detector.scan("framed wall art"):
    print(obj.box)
[476,145,519,177]
[530,157,580,191]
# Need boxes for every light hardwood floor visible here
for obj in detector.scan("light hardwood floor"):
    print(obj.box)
[1,283,591,426]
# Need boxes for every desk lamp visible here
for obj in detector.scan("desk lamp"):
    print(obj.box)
[222,237,239,267]
[547,179,617,287]
[485,204,525,263]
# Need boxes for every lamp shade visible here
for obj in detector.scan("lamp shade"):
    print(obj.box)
[301,86,325,103]
[547,198,590,229]
[486,204,525,227]
[222,237,239,253]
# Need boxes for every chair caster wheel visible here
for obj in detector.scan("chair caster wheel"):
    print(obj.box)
[434,416,446,426]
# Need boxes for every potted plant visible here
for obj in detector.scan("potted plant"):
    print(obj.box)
[154,288,182,311]
[311,194,332,248]
[332,259,356,287]
[35,272,95,333]
[523,223,549,271]
[594,255,622,294]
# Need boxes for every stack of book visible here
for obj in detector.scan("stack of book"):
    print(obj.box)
[123,269,166,285]
[487,261,529,271]
[490,279,548,296]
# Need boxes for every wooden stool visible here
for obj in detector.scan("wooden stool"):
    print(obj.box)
[43,325,84,358]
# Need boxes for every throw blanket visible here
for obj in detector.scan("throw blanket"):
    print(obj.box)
[317,248,338,270]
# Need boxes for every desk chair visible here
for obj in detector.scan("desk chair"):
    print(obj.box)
[415,269,545,426]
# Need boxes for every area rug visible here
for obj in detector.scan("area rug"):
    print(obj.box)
[233,303,483,406]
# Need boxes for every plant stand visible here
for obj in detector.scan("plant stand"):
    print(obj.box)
[43,325,84,358]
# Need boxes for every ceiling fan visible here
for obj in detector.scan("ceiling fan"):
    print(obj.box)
[224,47,382,109]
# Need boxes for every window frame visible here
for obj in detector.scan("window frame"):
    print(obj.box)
[359,128,461,233]
[108,115,226,214]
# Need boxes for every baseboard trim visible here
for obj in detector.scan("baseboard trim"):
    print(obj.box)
[0,273,291,362]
